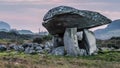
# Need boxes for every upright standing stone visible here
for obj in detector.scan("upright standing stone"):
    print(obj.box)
[83,29,97,55]
[64,28,80,56]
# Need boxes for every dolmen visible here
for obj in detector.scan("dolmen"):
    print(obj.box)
[42,6,112,56]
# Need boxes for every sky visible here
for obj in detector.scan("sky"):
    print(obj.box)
[0,0,120,33]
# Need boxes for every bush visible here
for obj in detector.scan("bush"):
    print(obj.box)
[42,34,52,41]
[33,34,52,44]
[33,37,43,44]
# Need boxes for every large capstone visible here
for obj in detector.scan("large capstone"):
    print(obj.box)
[42,6,111,35]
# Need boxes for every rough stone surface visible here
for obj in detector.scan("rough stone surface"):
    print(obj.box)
[77,32,83,41]
[51,46,65,56]
[0,45,7,51]
[83,29,97,55]
[24,47,36,54]
[14,45,24,52]
[79,49,87,56]
[64,28,80,56]
[52,36,64,47]
[42,6,111,35]
[44,41,54,49]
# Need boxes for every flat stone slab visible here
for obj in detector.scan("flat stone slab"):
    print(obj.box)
[42,6,111,35]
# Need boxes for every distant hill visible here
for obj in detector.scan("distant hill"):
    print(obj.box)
[107,19,120,30]
[0,21,11,32]
[0,31,33,40]
[94,19,120,40]
[18,30,33,35]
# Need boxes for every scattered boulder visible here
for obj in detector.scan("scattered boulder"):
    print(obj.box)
[0,45,7,51]
[13,45,24,52]
[35,46,42,50]
[18,45,24,52]
[24,47,36,54]
[7,44,16,50]
[51,46,65,56]
[44,41,54,48]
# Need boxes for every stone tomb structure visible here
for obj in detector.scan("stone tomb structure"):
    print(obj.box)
[42,6,112,56]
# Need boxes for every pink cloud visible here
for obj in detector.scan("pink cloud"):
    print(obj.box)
[0,0,119,33]
[96,10,120,20]
[0,9,47,32]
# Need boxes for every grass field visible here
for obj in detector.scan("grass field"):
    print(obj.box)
[0,51,120,68]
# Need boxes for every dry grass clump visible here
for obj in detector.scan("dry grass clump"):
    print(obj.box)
[0,51,120,68]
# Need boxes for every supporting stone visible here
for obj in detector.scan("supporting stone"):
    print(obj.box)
[63,28,80,56]
[83,29,97,55]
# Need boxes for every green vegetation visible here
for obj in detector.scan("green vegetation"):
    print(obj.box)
[0,32,33,40]
[0,31,33,45]
[0,39,31,45]
[33,34,52,44]
[0,51,120,68]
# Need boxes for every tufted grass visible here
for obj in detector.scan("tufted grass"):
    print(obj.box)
[0,51,120,68]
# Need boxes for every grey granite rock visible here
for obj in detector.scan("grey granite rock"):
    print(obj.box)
[64,28,80,56]
[51,46,65,56]
[35,46,42,50]
[44,41,54,49]
[42,6,111,35]
[0,45,7,51]
[24,47,36,54]
[83,29,97,55]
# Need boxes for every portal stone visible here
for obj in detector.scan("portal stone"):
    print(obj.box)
[83,29,97,55]
[64,28,80,56]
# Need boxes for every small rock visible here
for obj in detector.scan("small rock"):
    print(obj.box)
[24,47,36,54]
[51,46,65,56]
[44,48,51,53]
[36,50,44,54]
[0,45,7,51]
[79,49,87,56]
[35,46,42,50]
[44,41,54,49]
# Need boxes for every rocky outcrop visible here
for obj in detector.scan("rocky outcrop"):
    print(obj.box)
[0,42,53,54]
